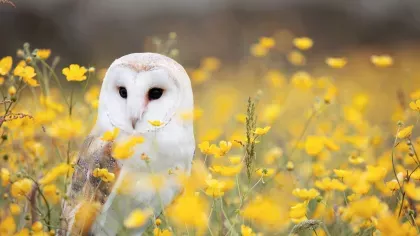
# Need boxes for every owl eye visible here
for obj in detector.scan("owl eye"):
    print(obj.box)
[148,87,164,100]
[119,87,127,99]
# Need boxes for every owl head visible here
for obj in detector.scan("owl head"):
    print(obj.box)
[93,53,194,135]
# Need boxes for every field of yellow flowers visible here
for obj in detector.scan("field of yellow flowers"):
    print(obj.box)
[1,32,420,236]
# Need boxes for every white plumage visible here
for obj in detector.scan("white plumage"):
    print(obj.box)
[61,53,195,236]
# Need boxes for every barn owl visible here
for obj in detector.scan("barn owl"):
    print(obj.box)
[60,53,195,235]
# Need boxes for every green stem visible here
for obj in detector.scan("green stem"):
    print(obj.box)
[207,200,215,236]
[219,198,233,232]
[39,60,70,107]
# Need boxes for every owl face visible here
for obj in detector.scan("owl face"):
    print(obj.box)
[94,53,193,137]
[97,64,182,134]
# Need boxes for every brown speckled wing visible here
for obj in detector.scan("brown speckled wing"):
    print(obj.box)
[59,136,121,236]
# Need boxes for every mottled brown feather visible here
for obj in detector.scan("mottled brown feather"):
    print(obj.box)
[59,136,121,236]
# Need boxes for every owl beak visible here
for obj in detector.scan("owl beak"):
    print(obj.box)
[131,117,139,129]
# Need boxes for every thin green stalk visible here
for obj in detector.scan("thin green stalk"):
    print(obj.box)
[219,198,232,230]
[207,200,215,236]
[39,60,70,107]
[31,62,47,96]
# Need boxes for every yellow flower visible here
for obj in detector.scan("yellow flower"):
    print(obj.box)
[261,104,281,123]
[191,69,209,84]
[0,216,16,235]
[36,49,51,60]
[292,188,320,201]
[228,155,241,164]
[101,127,120,141]
[289,201,308,223]
[1,168,10,186]
[210,164,242,176]
[14,65,39,86]
[324,86,338,104]
[404,182,420,201]
[92,168,115,183]
[305,136,325,156]
[62,64,87,81]
[344,172,371,195]
[48,117,84,140]
[291,71,313,90]
[377,215,417,236]
[325,57,347,68]
[0,56,12,75]
[0,76,4,85]
[32,221,43,232]
[201,57,221,72]
[10,203,21,215]
[219,141,232,155]
[409,168,420,181]
[242,196,289,230]
[333,169,351,178]
[155,218,162,226]
[370,55,393,68]
[14,228,30,236]
[409,100,420,112]
[347,193,361,202]
[259,37,276,49]
[112,136,144,159]
[256,168,275,177]
[397,125,413,139]
[40,95,64,113]
[347,196,388,219]
[84,86,100,109]
[8,86,16,96]
[43,184,60,204]
[315,177,347,191]
[312,163,330,177]
[124,208,152,228]
[235,113,247,124]
[323,137,340,151]
[385,179,399,192]
[205,175,226,197]
[39,163,74,185]
[33,109,55,125]
[287,50,306,66]
[153,228,172,236]
[74,200,101,234]
[250,44,268,57]
[410,89,420,100]
[24,141,45,158]
[11,178,33,199]
[198,141,216,155]
[265,70,285,89]
[217,140,232,157]
[241,225,256,236]
[293,37,313,50]
[254,126,271,135]
[366,165,387,183]
[167,190,209,230]
[148,120,163,127]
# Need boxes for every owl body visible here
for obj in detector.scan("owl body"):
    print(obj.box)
[92,125,194,235]
[61,53,195,236]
